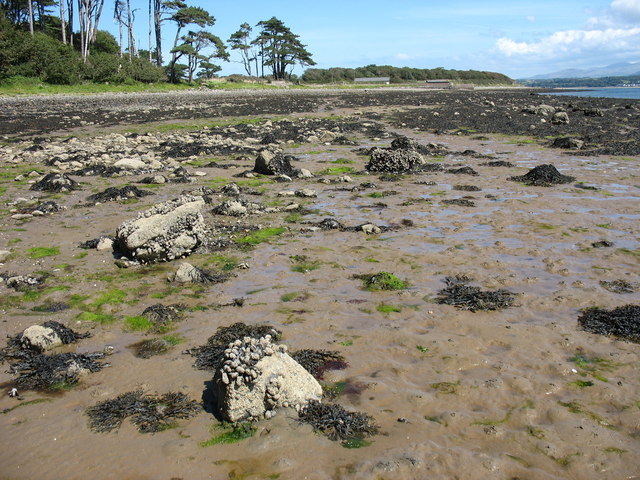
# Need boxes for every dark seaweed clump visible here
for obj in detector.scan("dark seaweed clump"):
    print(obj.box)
[592,240,614,248]
[130,338,173,359]
[298,400,378,443]
[291,349,348,379]
[185,322,281,370]
[1,321,89,359]
[142,304,185,333]
[86,390,200,433]
[577,305,640,342]
[600,280,638,294]
[8,351,108,390]
[446,166,478,175]
[508,164,575,186]
[436,275,516,311]
[453,185,481,191]
[481,160,515,167]
[86,186,154,204]
[442,198,476,207]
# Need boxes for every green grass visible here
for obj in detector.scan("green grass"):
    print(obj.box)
[27,246,60,259]
[199,422,257,446]
[376,303,402,313]
[91,289,128,309]
[124,316,154,332]
[236,227,286,246]
[0,76,196,96]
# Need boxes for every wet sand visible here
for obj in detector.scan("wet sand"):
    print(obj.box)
[0,88,639,479]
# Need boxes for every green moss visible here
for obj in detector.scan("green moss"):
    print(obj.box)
[284,213,302,223]
[376,303,402,313]
[424,415,447,426]
[91,289,127,309]
[342,438,372,449]
[527,425,545,438]
[27,246,60,259]
[124,316,154,331]
[318,166,355,175]
[76,311,116,324]
[205,254,239,271]
[74,251,89,259]
[162,334,185,346]
[570,380,594,388]
[236,227,286,246]
[416,345,429,353]
[199,422,257,447]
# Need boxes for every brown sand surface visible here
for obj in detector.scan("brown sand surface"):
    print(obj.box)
[0,88,639,479]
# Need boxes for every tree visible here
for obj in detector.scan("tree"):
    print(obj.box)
[171,29,227,83]
[255,17,314,80]
[166,4,214,82]
[78,0,105,61]
[227,22,255,76]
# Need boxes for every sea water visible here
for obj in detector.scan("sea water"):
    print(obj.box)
[542,87,640,100]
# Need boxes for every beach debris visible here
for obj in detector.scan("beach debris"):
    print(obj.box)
[508,164,575,186]
[8,388,18,397]
[8,351,108,391]
[86,186,154,204]
[298,400,378,444]
[30,173,80,193]
[212,335,323,422]
[435,275,516,311]
[168,262,231,284]
[186,322,282,371]
[291,349,348,380]
[577,305,640,342]
[599,280,639,294]
[114,195,208,263]
[86,390,200,433]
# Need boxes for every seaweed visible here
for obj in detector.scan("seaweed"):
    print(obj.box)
[1,321,89,359]
[508,164,575,186]
[86,390,200,433]
[185,322,281,370]
[453,185,481,191]
[43,320,91,344]
[129,338,173,358]
[86,186,154,204]
[355,272,406,291]
[577,305,640,342]
[298,400,378,444]
[141,303,185,333]
[481,160,515,167]
[435,275,516,311]
[600,280,638,294]
[442,198,476,207]
[8,351,108,390]
[592,240,614,248]
[291,349,348,379]
[446,166,478,175]
[30,173,80,192]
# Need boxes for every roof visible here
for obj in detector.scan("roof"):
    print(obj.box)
[354,77,391,83]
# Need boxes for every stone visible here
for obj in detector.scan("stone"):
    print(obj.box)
[551,112,570,125]
[295,189,317,198]
[96,237,114,251]
[114,195,207,263]
[114,158,146,170]
[361,223,382,235]
[21,325,63,352]
[253,150,295,176]
[213,336,322,422]
[551,137,584,149]
[366,147,425,173]
[0,250,10,262]
[169,263,203,283]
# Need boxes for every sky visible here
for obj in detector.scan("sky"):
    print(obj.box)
[105,0,640,79]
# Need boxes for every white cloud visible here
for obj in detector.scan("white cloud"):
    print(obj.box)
[611,0,640,23]
[526,16,536,23]
[394,53,413,60]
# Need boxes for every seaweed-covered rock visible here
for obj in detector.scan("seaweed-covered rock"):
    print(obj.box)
[9,351,108,390]
[20,325,62,352]
[436,275,516,311]
[447,166,478,175]
[142,304,184,332]
[481,160,515,167]
[599,280,638,294]
[298,400,378,443]
[1,273,45,291]
[114,195,208,263]
[87,186,154,204]
[577,305,640,342]
[18,200,64,215]
[442,198,476,207]
[30,173,80,193]
[86,390,200,433]
[253,150,297,176]
[551,137,584,149]
[365,147,425,173]
[213,335,323,422]
[508,164,575,186]
[357,272,406,291]
[186,322,282,371]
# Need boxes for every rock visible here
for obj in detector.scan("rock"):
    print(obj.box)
[366,147,425,173]
[361,223,382,235]
[551,137,584,149]
[11,214,32,220]
[114,195,207,263]
[274,174,292,182]
[221,183,241,196]
[253,150,296,176]
[295,189,317,198]
[278,190,295,197]
[337,175,353,183]
[114,158,146,170]
[523,104,556,116]
[299,169,313,179]
[96,237,114,251]
[168,262,229,284]
[30,173,80,193]
[551,112,570,125]
[213,200,247,216]
[21,325,63,352]
[213,335,323,422]
[0,250,10,262]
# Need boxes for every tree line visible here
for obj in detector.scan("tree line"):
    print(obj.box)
[0,0,314,84]
[301,65,513,84]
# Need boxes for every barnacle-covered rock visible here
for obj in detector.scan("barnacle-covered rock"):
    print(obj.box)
[213,335,322,422]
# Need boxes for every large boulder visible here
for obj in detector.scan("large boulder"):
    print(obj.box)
[213,335,322,422]
[20,325,63,352]
[253,150,297,176]
[551,112,570,125]
[114,195,208,263]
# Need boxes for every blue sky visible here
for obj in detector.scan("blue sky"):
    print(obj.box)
[110,0,640,78]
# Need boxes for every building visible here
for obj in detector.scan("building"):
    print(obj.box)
[354,77,391,84]
[424,79,453,89]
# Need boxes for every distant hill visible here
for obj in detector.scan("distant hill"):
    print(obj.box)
[528,61,640,80]
[518,75,640,88]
